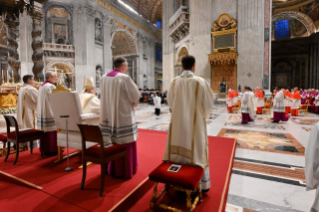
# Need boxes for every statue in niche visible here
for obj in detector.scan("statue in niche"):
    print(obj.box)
[57,70,68,88]
[96,66,102,88]
[219,78,227,93]
[95,18,103,42]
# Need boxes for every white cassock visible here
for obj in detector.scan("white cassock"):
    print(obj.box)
[154,96,161,109]
[273,91,285,113]
[37,83,57,132]
[305,123,319,212]
[17,84,38,129]
[163,71,214,190]
[79,92,100,114]
[100,73,140,144]
[240,92,250,114]
[249,92,257,118]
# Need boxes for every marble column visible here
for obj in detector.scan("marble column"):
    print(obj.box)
[162,0,175,90]
[103,14,113,74]
[29,8,45,81]
[263,0,271,93]
[5,13,21,82]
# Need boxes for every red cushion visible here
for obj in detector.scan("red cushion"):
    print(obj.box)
[7,129,43,140]
[84,144,127,159]
[149,162,204,191]
[264,105,270,108]
[0,133,7,141]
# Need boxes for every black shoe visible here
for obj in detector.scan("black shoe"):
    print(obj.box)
[202,189,209,193]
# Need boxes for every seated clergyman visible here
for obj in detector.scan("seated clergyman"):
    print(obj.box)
[163,55,214,192]
[79,76,100,114]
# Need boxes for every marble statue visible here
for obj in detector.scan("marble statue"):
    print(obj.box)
[219,78,227,93]
[95,18,103,42]
[96,66,102,88]
[57,70,68,88]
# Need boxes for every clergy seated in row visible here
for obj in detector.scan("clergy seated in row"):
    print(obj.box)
[227,89,234,113]
[100,57,140,178]
[291,87,301,116]
[272,87,290,123]
[305,123,319,212]
[80,76,100,114]
[17,75,38,129]
[315,93,319,114]
[37,71,58,156]
[256,87,264,114]
[241,86,255,124]
[163,55,214,192]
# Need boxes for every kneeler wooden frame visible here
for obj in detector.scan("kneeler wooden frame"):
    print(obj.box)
[150,183,202,212]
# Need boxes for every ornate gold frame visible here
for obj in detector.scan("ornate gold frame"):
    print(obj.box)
[211,28,237,53]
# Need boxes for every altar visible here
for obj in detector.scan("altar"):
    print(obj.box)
[0,85,18,108]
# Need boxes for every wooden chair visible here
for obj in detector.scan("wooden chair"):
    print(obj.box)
[232,100,241,114]
[299,100,309,116]
[3,115,44,165]
[262,98,272,115]
[77,124,128,197]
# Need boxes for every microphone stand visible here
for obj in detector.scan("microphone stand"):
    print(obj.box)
[61,115,73,172]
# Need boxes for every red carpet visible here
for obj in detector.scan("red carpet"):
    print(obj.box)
[0,130,236,212]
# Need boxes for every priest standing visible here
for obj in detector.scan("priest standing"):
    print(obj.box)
[17,75,38,129]
[80,76,100,114]
[305,123,319,212]
[100,57,140,178]
[163,55,214,192]
[273,87,290,122]
[241,86,254,124]
[291,87,301,116]
[37,71,58,156]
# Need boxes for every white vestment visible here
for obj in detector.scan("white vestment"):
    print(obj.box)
[17,84,38,129]
[249,92,257,118]
[273,91,285,113]
[240,92,250,113]
[100,73,140,144]
[256,97,264,108]
[305,123,319,212]
[79,92,100,114]
[292,98,301,109]
[284,97,291,107]
[154,96,161,109]
[315,95,319,106]
[227,96,233,107]
[37,83,57,132]
[163,71,214,190]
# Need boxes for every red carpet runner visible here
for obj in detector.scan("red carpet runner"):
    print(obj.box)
[0,129,236,212]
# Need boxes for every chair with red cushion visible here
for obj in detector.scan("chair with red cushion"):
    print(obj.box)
[77,124,128,197]
[3,115,44,165]
[149,161,204,212]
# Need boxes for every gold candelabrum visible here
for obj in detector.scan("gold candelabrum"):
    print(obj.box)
[6,73,9,85]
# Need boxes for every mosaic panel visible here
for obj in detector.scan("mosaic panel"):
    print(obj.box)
[291,118,319,125]
[217,129,305,155]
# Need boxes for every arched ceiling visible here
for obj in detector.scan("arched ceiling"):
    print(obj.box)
[112,31,138,57]
[121,0,162,23]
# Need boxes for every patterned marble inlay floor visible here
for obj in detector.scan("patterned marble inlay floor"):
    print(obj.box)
[217,129,305,155]
[290,117,319,125]
[225,122,286,130]
[228,114,273,123]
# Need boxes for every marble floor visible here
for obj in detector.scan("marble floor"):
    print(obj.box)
[135,104,316,212]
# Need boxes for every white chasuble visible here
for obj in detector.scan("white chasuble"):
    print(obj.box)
[273,91,285,113]
[163,71,214,189]
[37,83,57,132]
[79,92,100,114]
[240,92,250,114]
[17,84,38,129]
[306,123,319,212]
[100,73,140,144]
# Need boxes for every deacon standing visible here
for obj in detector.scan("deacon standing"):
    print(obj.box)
[154,92,161,116]
[100,57,140,178]
[273,87,290,122]
[80,76,100,114]
[291,87,301,116]
[17,75,38,129]
[37,71,58,156]
[241,86,254,124]
[305,123,319,212]
[256,87,264,114]
[163,55,214,192]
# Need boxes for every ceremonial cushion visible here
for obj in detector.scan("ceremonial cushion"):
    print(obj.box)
[264,105,270,108]
[7,129,43,140]
[234,104,239,107]
[301,105,307,109]
[0,133,7,141]
[149,162,204,191]
[85,144,127,158]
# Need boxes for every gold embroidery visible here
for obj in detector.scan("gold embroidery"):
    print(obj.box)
[170,145,192,159]
[22,87,31,125]
[168,79,177,161]
[180,75,194,78]
[191,77,200,165]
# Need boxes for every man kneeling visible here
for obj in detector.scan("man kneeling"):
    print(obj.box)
[163,55,214,192]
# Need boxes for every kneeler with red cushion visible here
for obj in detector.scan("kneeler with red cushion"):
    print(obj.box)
[149,161,204,212]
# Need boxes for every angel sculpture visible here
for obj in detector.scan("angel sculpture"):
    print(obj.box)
[57,70,68,88]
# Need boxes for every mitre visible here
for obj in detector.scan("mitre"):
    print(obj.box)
[83,76,95,89]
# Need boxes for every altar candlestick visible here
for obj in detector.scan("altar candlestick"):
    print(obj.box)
[7,69,9,85]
